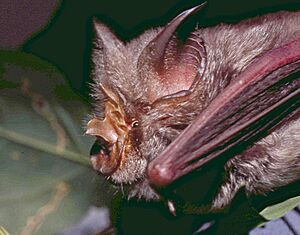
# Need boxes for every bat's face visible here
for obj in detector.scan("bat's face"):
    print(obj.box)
[87,85,191,185]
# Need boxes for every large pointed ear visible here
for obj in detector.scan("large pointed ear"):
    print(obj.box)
[137,4,207,103]
[92,19,123,83]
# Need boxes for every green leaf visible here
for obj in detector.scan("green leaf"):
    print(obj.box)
[259,195,300,221]
[0,50,112,235]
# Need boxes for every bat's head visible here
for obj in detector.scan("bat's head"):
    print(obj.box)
[86,5,208,196]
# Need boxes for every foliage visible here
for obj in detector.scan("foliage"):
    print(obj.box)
[0,51,112,235]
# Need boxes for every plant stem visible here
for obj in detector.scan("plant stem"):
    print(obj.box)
[0,126,91,167]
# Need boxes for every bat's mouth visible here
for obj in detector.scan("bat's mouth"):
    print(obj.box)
[89,137,120,175]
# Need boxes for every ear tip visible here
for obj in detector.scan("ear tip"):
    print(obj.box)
[92,18,115,41]
[92,17,106,33]
[92,16,98,24]
[184,1,207,15]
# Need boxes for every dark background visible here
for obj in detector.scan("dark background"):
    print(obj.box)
[1,0,300,98]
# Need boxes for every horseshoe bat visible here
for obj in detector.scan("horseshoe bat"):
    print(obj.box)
[86,3,300,210]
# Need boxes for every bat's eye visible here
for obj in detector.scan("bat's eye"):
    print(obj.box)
[131,121,139,128]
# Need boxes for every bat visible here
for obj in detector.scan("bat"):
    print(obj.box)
[86,3,300,211]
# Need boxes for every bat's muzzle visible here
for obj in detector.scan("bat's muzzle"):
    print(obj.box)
[86,85,133,177]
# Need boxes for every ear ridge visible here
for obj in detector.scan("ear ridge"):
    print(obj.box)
[179,32,206,71]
